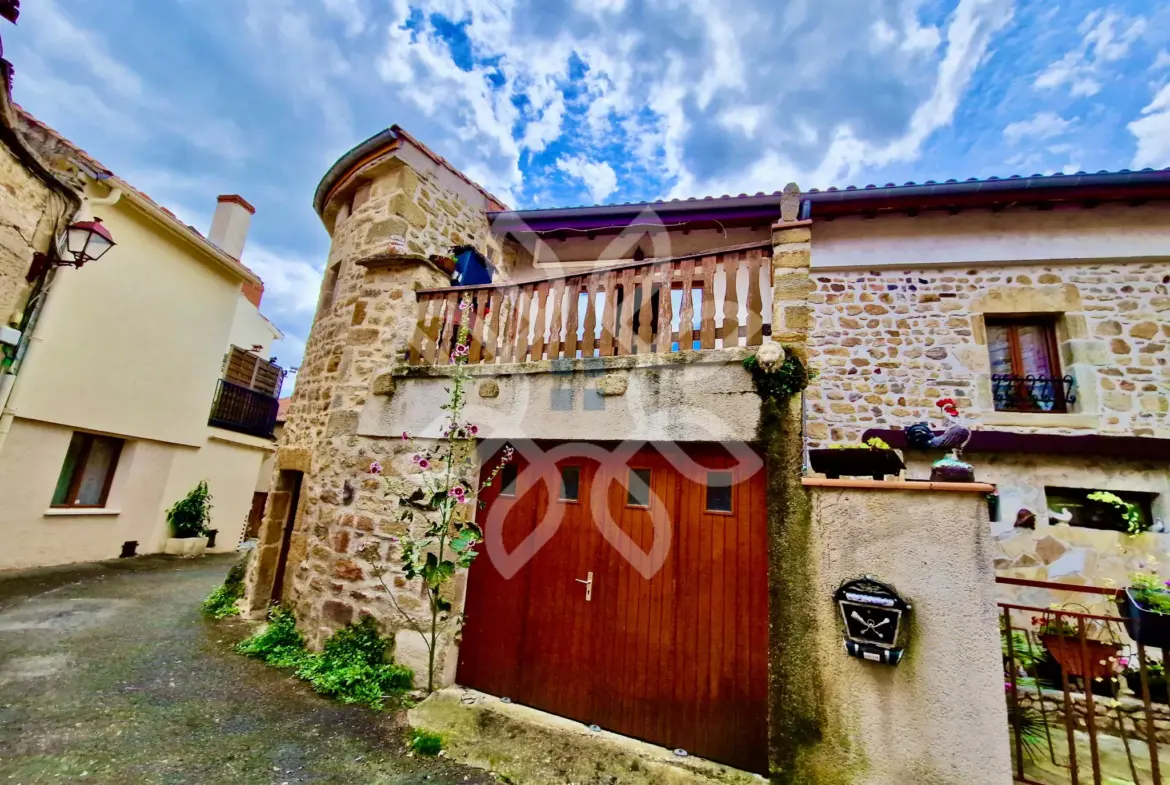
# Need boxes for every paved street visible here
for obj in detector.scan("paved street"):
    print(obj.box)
[0,554,493,785]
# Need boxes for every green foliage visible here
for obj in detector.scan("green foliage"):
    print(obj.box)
[409,728,444,756]
[236,610,412,710]
[201,562,246,619]
[828,437,892,450]
[236,605,306,666]
[1006,701,1047,762]
[1002,629,1044,670]
[742,351,810,401]
[167,480,213,538]
[1129,570,1170,615]
[1088,491,1147,535]
[295,616,414,709]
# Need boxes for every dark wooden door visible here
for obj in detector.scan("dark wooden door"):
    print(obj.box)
[457,443,768,773]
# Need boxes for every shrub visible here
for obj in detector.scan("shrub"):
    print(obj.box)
[236,605,306,668]
[410,728,444,756]
[167,481,213,538]
[201,561,246,619]
[296,616,414,709]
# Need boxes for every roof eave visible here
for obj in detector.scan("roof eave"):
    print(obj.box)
[313,128,401,221]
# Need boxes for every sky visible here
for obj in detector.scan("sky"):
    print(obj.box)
[7,0,1170,391]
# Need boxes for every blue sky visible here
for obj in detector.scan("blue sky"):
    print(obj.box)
[7,0,1170,387]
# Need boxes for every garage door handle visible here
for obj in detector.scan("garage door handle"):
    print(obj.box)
[575,572,593,602]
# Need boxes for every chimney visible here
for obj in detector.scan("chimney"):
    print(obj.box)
[209,194,255,259]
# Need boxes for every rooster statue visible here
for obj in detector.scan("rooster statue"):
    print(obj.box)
[905,398,976,482]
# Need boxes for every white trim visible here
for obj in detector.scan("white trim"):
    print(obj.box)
[43,508,121,517]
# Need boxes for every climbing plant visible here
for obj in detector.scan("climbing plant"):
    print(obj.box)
[366,296,512,694]
[742,349,810,401]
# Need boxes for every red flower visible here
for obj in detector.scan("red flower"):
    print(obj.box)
[943,406,960,417]
[936,398,956,408]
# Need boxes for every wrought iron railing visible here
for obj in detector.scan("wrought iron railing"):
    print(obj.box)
[208,379,279,438]
[998,576,1165,785]
[992,374,1075,413]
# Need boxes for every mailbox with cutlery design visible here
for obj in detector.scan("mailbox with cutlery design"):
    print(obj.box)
[834,577,911,666]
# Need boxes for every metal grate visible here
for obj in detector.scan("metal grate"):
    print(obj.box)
[208,379,279,438]
[992,374,1076,413]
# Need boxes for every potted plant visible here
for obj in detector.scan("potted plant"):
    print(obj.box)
[809,436,904,481]
[1118,569,1170,649]
[1123,658,1169,704]
[1087,491,1148,535]
[1034,614,1122,681]
[163,480,213,557]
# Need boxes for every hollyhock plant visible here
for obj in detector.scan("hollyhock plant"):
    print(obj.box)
[364,295,513,693]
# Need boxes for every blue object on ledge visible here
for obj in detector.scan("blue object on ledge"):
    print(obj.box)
[451,245,494,287]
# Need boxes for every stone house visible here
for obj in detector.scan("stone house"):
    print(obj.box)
[245,123,1166,779]
[0,108,285,569]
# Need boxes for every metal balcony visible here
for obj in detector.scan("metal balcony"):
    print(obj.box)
[208,379,279,438]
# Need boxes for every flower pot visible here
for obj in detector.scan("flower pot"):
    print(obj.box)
[1125,669,1169,704]
[1039,633,1121,680]
[1118,587,1170,649]
[164,536,209,558]
[808,448,905,481]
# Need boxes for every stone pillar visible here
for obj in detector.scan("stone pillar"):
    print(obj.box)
[770,183,813,350]
[796,478,1012,785]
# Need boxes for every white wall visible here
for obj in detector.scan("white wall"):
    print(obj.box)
[227,294,282,356]
[811,203,1170,269]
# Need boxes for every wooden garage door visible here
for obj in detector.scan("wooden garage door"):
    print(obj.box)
[456,443,768,773]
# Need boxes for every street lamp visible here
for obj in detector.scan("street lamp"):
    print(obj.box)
[61,217,115,268]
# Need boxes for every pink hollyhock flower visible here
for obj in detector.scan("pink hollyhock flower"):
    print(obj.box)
[369,461,383,475]
[469,424,479,435]
[412,454,422,464]
[402,431,410,441]
[418,458,430,470]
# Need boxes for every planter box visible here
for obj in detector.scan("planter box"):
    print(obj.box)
[808,448,904,481]
[1040,633,1121,680]
[1125,669,1169,704]
[164,536,209,558]
[1118,587,1170,649]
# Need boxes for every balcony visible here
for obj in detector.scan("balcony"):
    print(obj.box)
[208,379,280,438]
[991,374,1076,413]
[406,242,774,366]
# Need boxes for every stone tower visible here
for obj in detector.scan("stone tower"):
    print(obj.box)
[243,127,505,670]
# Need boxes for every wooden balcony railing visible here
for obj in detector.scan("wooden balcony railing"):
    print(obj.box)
[407,241,773,366]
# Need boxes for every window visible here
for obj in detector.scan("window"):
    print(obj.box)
[320,262,342,315]
[987,317,1069,412]
[706,471,733,513]
[52,433,123,508]
[499,463,518,496]
[1046,487,1157,532]
[559,466,580,502]
[627,468,652,507]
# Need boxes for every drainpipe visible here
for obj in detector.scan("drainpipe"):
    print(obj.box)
[0,184,122,455]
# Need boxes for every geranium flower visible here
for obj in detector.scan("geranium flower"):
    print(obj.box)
[369,461,383,475]
[936,398,956,408]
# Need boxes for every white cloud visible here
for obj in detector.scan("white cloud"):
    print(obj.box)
[1153,50,1170,70]
[1128,83,1170,169]
[556,155,618,203]
[1003,111,1072,143]
[321,0,366,36]
[1035,9,1147,97]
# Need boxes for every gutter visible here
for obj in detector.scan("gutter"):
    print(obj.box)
[313,128,399,220]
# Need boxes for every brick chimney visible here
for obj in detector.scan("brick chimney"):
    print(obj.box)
[209,194,255,259]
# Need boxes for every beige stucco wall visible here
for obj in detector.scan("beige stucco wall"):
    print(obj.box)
[805,482,1012,785]
[365,350,761,444]
[227,293,282,357]
[811,204,1170,270]
[7,196,242,448]
[0,418,185,570]
[174,430,273,553]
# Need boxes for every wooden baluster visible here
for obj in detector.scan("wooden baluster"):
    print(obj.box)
[513,286,532,363]
[469,291,487,364]
[721,252,740,347]
[636,264,653,354]
[484,289,501,363]
[656,263,674,353]
[423,296,442,365]
[530,281,549,361]
[618,268,636,355]
[564,278,580,359]
[600,269,618,356]
[499,288,516,364]
[546,279,565,360]
[679,259,695,351]
[699,255,716,349]
[581,275,598,358]
[409,295,430,365]
[437,292,458,364]
[746,251,763,346]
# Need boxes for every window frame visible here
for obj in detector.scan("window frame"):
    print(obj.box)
[626,467,652,508]
[705,470,735,515]
[498,462,518,497]
[51,432,123,509]
[986,316,1067,413]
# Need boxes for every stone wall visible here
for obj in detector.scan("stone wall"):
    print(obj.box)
[247,146,498,679]
[804,262,1170,446]
[1016,687,1170,744]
